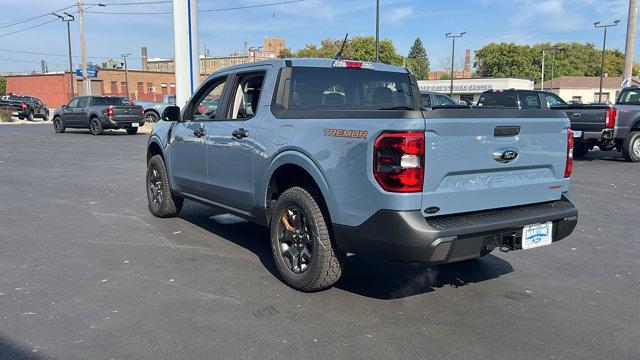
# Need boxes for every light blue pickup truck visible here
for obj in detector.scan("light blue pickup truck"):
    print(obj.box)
[146,58,578,291]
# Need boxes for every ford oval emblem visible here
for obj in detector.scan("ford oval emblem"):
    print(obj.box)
[493,149,519,163]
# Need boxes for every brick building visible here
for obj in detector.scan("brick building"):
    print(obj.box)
[6,69,178,108]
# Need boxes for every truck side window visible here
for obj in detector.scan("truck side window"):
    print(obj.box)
[190,77,227,120]
[420,93,432,108]
[619,89,640,105]
[518,92,541,109]
[435,94,455,106]
[67,98,79,108]
[544,93,565,106]
[226,72,265,120]
[77,98,89,108]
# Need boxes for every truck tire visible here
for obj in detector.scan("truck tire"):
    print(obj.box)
[622,131,640,162]
[573,142,590,158]
[146,155,183,217]
[126,127,138,135]
[53,117,65,133]
[269,186,345,292]
[144,110,159,123]
[89,117,103,135]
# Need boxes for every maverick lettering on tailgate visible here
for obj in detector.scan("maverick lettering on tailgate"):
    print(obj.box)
[324,128,368,139]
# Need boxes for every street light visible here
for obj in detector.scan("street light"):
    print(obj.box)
[375,0,380,63]
[594,20,620,103]
[52,12,75,99]
[121,53,131,99]
[445,32,465,97]
[541,46,561,91]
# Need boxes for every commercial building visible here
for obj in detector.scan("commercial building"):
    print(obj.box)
[535,76,640,103]
[418,77,534,104]
[144,37,285,74]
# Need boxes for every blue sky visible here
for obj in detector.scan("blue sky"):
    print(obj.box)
[0,0,636,73]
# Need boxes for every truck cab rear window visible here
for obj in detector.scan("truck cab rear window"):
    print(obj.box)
[618,89,640,105]
[285,67,415,111]
[93,97,124,106]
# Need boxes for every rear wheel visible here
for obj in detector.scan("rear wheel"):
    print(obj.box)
[622,131,640,162]
[89,117,103,135]
[126,127,138,135]
[144,111,159,123]
[270,186,344,292]
[53,117,65,133]
[146,155,183,217]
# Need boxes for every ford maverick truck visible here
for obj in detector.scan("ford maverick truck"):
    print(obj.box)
[146,59,578,291]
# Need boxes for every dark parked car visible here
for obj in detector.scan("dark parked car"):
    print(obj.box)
[420,91,458,109]
[52,96,143,135]
[0,94,49,121]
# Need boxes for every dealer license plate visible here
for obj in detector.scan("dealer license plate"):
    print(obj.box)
[522,222,553,249]
[573,130,582,138]
[131,123,139,128]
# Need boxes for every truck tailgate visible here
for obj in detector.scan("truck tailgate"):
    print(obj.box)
[422,109,569,217]
[111,105,143,122]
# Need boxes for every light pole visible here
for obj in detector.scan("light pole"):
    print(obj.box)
[594,20,620,103]
[249,46,264,62]
[52,12,75,99]
[445,32,465,97]
[375,0,380,62]
[541,46,560,91]
[121,53,131,99]
[541,49,545,91]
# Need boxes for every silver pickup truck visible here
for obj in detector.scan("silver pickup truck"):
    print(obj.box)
[136,94,176,123]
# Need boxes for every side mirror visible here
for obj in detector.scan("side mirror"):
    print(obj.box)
[162,106,181,122]
[61,105,67,109]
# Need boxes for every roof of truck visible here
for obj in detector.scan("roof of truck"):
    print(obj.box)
[208,58,409,74]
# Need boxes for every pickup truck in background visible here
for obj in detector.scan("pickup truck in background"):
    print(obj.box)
[0,94,49,121]
[52,96,144,135]
[146,58,578,291]
[565,86,640,162]
[476,89,630,159]
[136,94,176,123]
[419,91,457,109]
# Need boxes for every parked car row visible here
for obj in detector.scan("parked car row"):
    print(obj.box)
[0,94,49,121]
[473,88,640,162]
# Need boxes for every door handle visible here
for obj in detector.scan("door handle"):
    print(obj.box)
[193,127,206,138]
[232,128,249,139]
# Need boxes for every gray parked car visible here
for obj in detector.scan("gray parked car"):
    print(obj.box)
[146,58,578,291]
[136,94,176,123]
[420,91,457,108]
[53,96,144,135]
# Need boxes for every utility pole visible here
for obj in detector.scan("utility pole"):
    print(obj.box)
[375,0,380,62]
[77,0,89,95]
[445,32,465,97]
[541,49,545,91]
[53,12,75,99]
[594,20,620,103]
[624,0,638,82]
[121,53,131,99]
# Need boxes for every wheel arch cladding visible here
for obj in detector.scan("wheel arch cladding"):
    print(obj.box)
[631,118,640,131]
[262,152,339,224]
[147,140,163,164]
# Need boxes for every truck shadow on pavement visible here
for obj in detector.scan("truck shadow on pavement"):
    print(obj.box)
[574,150,627,162]
[0,335,45,360]
[178,202,514,299]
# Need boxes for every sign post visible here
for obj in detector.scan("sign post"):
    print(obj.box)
[172,0,200,108]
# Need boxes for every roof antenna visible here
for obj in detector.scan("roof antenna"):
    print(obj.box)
[334,33,349,60]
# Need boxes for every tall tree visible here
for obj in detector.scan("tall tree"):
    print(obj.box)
[406,37,430,79]
[0,76,5,97]
[475,42,625,83]
[284,36,404,66]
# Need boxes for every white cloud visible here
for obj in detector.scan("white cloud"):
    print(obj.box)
[386,6,414,24]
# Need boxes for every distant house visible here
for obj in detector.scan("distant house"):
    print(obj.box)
[535,76,640,104]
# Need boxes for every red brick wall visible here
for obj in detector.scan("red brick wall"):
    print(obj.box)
[6,73,72,108]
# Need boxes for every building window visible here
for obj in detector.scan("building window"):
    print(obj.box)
[137,82,144,94]
[147,82,154,93]
[161,83,167,94]
[110,81,118,93]
[594,92,610,103]
[121,82,128,94]
[221,59,226,67]
[572,96,582,102]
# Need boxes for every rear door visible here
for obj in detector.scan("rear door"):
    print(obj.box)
[204,68,267,212]
[421,108,569,217]
[76,97,90,127]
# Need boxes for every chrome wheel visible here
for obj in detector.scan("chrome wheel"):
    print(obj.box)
[54,119,62,132]
[90,119,100,134]
[148,166,163,209]
[278,207,313,274]
[144,111,158,123]
[633,137,640,158]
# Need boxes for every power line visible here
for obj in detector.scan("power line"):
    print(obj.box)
[86,0,306,14]
[0,48,143,60]
[0,5,76,29]
[0,18,60,38]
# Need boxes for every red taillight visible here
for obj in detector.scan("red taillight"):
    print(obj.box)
[20,102,27,110]
[565,129,574,178]
[105,106,113,117]
[373,131,425,192]
[605,107,617,129]
[332,60,374,69]
[141,107,144,117]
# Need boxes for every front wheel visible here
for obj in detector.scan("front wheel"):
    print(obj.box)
[146,155,183,217]
[126,127,138,135]
[90,117,103,135]
[144,111,159,123]
[270,186,344,292]
[622,131,640,162]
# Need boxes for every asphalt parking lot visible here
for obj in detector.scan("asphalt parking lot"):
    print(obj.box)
[0,124,638,359]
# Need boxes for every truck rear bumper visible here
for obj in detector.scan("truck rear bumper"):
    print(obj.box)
[332,195,578,264]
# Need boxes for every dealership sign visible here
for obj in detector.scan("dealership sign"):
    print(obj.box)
[419,84,493,93]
